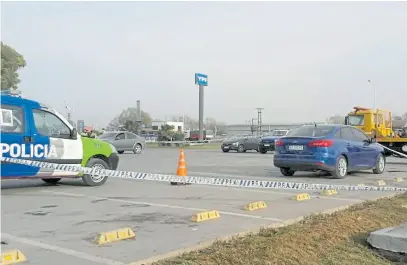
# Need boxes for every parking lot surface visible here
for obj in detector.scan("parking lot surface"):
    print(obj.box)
[2,148,407,265]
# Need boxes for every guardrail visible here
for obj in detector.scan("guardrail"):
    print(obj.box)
[147,139,224,147]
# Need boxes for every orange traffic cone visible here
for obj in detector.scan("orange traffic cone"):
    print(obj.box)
[171,149,188,185]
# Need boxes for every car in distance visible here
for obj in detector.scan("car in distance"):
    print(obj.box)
[99,131,146,154]
[221,135,261,153]
[258,129,289,154]
[273,124,386,179]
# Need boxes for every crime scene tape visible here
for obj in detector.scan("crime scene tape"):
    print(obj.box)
[378,143,407,159]
[2,156,407,192]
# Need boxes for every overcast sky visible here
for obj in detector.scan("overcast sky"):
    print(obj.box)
[2,1,407,127]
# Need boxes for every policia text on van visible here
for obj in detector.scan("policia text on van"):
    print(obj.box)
[0,90,119,186]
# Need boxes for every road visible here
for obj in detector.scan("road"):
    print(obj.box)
[1,148,406,265]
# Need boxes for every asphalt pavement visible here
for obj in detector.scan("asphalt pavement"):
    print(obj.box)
[1,148,406,265]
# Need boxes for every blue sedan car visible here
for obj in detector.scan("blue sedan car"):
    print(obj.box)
[273,124,386,179]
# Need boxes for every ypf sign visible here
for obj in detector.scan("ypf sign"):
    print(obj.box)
[195,73,208,87]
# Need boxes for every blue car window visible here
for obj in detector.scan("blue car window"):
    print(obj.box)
[351,128,369,142]
[334,129,341,138]
[340,128,355,141]
[287,126,335,137]
[0,104,25,134]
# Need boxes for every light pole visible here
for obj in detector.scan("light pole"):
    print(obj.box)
[65,102,75,128]
[368,80,376,109]
[251,118,257,135]
[256,108,264,136]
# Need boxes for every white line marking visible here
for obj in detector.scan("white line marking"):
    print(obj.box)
[42,191,282,222]
[0,233,124,265]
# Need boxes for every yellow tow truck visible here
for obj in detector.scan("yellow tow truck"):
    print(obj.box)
[344,106,407,157]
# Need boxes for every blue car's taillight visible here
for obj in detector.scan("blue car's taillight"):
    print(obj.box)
[308,140,333,147]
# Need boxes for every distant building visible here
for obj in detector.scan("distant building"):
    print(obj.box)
[151,121,184,132]
[393,119,407,130]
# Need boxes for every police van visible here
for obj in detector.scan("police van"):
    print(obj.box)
[0,90,119,186]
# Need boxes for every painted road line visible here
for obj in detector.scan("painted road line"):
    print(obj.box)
[0,233,124,265]
[42,191,283,222]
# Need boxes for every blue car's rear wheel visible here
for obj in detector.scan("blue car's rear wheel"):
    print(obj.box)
[331,155,347,179]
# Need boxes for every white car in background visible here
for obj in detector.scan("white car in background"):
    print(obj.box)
[99,131,146,154]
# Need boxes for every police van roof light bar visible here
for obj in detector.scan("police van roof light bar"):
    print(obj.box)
[1,89,22,97]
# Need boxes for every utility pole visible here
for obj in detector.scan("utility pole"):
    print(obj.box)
[251,118,257,135]
[256,108,264,136]
[368,80,376,109]
[65,102,75,128]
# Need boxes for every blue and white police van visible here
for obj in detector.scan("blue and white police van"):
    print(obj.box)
[0,90,119,186]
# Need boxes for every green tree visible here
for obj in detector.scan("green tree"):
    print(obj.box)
[158,124,175,141]
[161,124,175,132]
[107,107,152,133]
[1,42,26,91]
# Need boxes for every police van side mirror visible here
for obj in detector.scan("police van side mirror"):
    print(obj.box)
[71,128,78,140]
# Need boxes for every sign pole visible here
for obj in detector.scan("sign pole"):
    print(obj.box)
[199,84,204,141]
[194,72,208,142]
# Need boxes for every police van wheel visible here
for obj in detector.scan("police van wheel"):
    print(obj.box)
[42,178,61,184]
[82,158,109,186]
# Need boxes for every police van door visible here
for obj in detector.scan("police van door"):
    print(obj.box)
[30,107,83,178]
[0,102,39,178]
